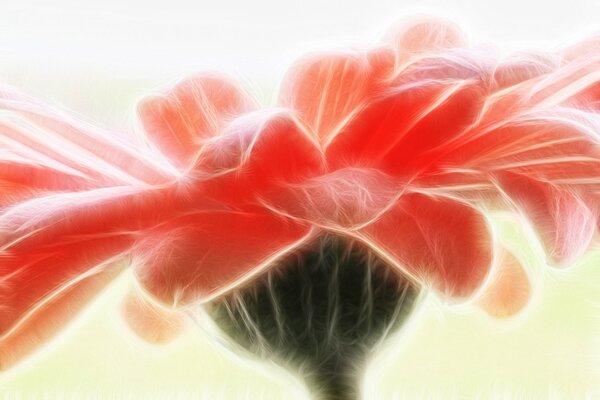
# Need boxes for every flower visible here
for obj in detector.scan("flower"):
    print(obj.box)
[1,16,600,369]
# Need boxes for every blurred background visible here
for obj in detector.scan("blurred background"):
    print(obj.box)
[1,0,600,398]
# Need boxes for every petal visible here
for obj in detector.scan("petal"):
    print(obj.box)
[139,73,256,169]
[496,172,596,267]
[261,167,403,229]
[195,109,325,205]
[527,58,600,108]
[0,260,125,370]
[359,193,493,299]
[133,210,312,306]
[426,111,600,267]
[384,16,466,63]
[278,52,375,144]
[366,45,398,82]
[0,235,133,337]
[326,79,485,180]
[492,52,558,90]
[0,186,188,338]
[560,34,600,63]
[477,249,531,318]
[121,287,187,344]
[0,84,174,187]
[133,111,323,306]
[432,109,600,184]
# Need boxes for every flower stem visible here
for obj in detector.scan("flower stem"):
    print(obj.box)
[207,234,419,399]
[307,358,362,400]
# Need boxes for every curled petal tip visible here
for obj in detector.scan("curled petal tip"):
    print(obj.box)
[478,250,531,318]
[121,288,187,344]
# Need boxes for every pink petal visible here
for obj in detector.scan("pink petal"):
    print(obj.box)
[0,85,175,188]
[496,172,596,267]
[492,52,558,90]
[560,34,600,63]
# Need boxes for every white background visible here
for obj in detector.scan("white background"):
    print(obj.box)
[1,0,599,114]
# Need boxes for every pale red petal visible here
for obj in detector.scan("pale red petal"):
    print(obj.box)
[423,108,600,267]
[278,52,375,144]
[121,288,187,344]
[478,249,531,318]
[0,87,186,365]
[366,45,398,82]
[139,73,256,168]
[359,193,493,299]
[526,58,600,108]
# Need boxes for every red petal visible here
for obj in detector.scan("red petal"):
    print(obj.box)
[139,73,256,169]
[0,260,125,370]
[195,109,325,205]
[0,186,188,337]
[326,79,485,180]
[132,111,323,305]
[133,211,312,306]
[359,193,493,299]
[0,235,132,337]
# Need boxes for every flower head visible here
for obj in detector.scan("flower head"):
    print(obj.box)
[1,17,600,369]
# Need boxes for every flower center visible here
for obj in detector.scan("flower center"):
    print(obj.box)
[207,233,420,400]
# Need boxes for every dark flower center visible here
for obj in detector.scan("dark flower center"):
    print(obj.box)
[207,234,420,400]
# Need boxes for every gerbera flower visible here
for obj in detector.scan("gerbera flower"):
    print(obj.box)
[1,18,599,396]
